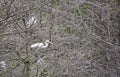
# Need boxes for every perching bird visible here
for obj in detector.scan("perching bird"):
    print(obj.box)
[28,16,36,25]
[31,40,52,48]
[0,61,6,71]
[27,16,36,28]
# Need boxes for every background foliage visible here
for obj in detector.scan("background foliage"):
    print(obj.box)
[0,0,120,77]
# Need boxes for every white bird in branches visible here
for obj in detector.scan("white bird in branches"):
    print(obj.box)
[27,16,36,28]
[31,40,52,48]
[28,16,36,25]
[0,61,6,71]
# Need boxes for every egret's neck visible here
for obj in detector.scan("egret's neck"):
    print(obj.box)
[42,42,49,48]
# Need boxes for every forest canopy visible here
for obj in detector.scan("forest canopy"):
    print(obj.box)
[0,0,120,77]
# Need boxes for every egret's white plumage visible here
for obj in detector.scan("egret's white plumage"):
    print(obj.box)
[31,40,52,48]
[27,16,36,28]
[28,16,36,25]
[0,61,6,71]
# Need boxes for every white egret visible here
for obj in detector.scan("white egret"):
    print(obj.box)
[31,40,52,48]
[0,61,6,71]
[27,16,36,28]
